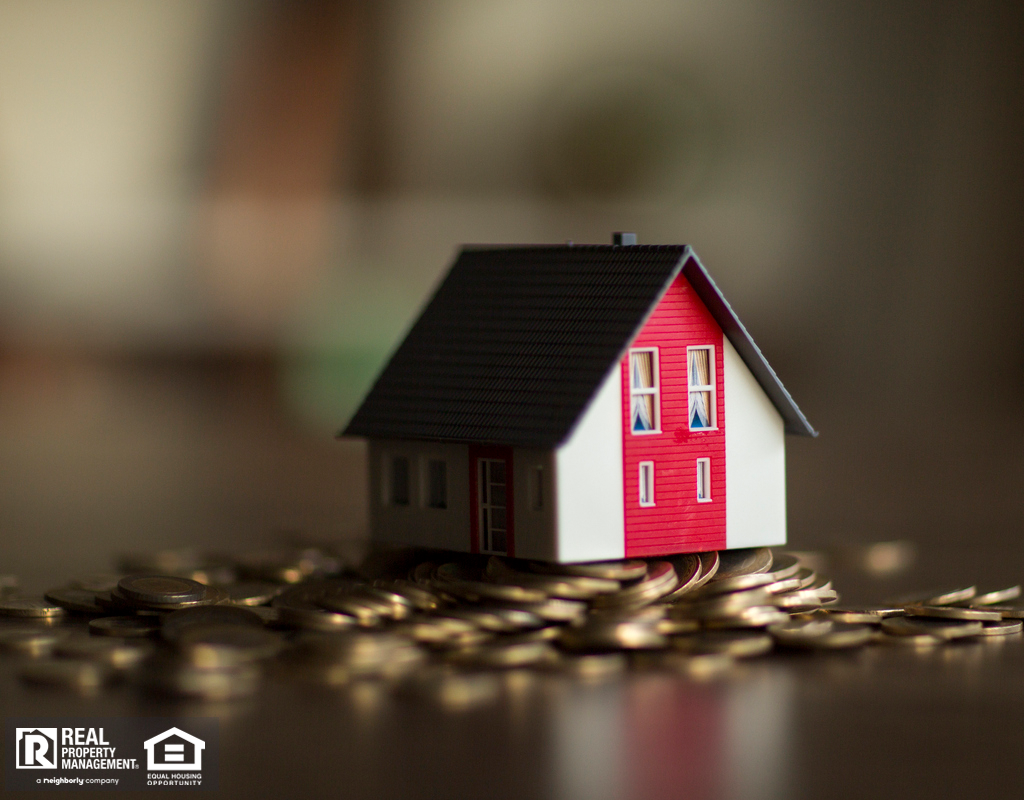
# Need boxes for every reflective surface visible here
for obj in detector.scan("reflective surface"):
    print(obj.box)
[2,355,1023,799]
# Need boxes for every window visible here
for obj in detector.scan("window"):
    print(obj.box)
[688,346,716,429]
[639,461,655,507]
[530,466,544,511]
[389,456,410,506]
[696,458,711,502]
[427,459,447,509]
[630,348,660,433]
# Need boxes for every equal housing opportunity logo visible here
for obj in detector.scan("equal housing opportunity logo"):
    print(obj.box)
[6,718,218,790]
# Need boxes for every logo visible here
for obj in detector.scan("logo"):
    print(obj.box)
[143,728,205,771]
[15,728,58,769]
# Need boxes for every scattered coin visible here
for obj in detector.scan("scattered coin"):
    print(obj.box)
[979,620,1023,636]
[967,586,1022,606]
[716,548,773,579]
[0,629,64,656]
[44,587,105,615]
[531,559,648,581]
[0,597,67,618]
[54,635,151,669]
[220,581,283,607]
[672,630,774,658]
[770,619,873,649]
[89,617,161,638]
[880,616,983,640]
[905,605,1002,622]
[826,605,904,623]
[21,660,108,691]
[692,551,720,589]
[118,575,207,605]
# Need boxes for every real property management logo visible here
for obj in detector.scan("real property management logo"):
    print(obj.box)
[16,728,58,769]
[6,718,219,791]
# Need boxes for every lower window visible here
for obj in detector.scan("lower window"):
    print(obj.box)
[696,458,711,502]
[639,461,655,507]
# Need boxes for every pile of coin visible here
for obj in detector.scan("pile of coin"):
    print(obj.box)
[0,543,1020,703]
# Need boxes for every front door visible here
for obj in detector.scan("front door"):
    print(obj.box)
[469,446,514,556]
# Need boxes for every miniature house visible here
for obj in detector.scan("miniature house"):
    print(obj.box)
[343,237,815,563]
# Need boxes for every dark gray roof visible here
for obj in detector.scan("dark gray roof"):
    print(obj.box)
[343,244,815,447]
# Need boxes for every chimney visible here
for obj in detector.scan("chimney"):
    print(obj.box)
[612,232,637,246]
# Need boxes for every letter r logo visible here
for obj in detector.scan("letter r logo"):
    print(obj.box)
[15,728,57,769]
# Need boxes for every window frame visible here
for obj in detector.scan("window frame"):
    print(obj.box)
[530,465,545,511]
[385,454,411,507]
[424,457,448,510]
[638,461,655,507]
[696,458,712,503]
[629,347,661,435]
[686,345,717,431]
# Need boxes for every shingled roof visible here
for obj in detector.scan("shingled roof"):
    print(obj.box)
[343,244,815,447]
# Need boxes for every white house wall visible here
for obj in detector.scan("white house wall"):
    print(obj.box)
[553,365,625,562]
[723,338,787,548]
[368,439,470,552]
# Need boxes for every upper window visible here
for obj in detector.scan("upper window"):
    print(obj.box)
[629,348,660,433]
[426,459,447,509]
[687,346,716,430]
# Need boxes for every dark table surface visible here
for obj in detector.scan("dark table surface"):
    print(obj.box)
[1,354,1022,799]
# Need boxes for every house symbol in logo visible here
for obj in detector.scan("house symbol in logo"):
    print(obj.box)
[143,728,205,771]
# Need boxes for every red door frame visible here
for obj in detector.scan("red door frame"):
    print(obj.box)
[468,445,515,557]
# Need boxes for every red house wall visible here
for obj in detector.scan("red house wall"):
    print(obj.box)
[620,273,726,556]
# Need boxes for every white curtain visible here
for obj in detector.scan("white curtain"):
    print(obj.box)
[688,349,710,428]
[631,352,655,431]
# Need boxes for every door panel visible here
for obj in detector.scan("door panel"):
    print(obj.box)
[469,446,514,556]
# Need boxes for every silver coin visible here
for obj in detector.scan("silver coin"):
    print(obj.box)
[591,562,678,609]
[0,629,64,656]
[770,619,872,649]
[632,650,735,678]
[983,604,1024,620]
[694,573,775,598]
[826,605,904,623]
[20,660,108,691]
[161,605,265,641]
[672,630,774,658]
[895,587,977,607]
[0,597,67,618]
[691,551,720,590]
[905,605,1002,622]
[552,652,628,680]
[448,638,557,669]
[979,620,1024,636]
[174,624,285,665]
[967,586,1022,606]
[118,575,207,604]
[54,635,151,669]
[44,587,104,615]
[716,548,774,580]
[880,616,983,640]
[89,616,160,638]
[766,553,801,581]
[560,618,666,651]
[704,606,789,629]
[220,581,283,607]
[530,559,648,581]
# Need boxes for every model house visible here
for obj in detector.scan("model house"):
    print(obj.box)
[342,236,815,563]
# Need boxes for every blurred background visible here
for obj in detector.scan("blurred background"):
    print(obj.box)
[0,0,1021,590]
